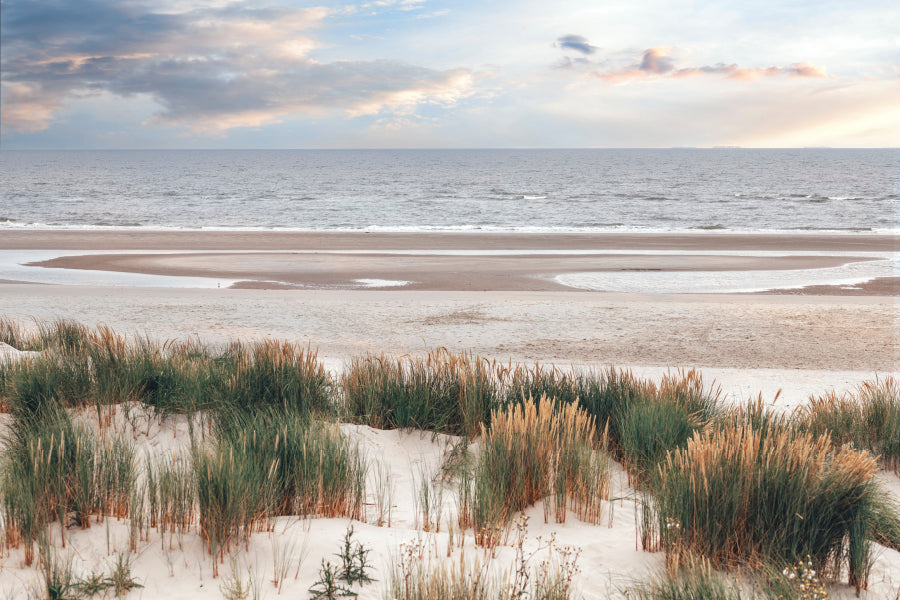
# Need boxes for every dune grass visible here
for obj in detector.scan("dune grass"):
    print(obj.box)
[145,452,197,547]
[196,409,366,571]
[463,396,609,545]
[2,317,899,593]
[0,320,335,419]
[1,403,136,565]
[217,340,333,417]
[797,377,900,474]
[652,423,879,592]
[503,363,580,406]
[626,562,745,600]
[342,349,500,436]
[573,368,722,482]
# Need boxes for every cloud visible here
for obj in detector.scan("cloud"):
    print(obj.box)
[557,35,598,56]
[585,47,827,84]
[0,82,64,133]
[0,0,472,134]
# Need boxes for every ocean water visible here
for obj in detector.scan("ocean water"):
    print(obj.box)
[0,149,896,233]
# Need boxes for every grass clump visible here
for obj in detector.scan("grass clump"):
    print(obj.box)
[1,320,334,419]
[503,363,580,406]
[342,349,499,436]
[196,410,366,570]
[797,377,900,473]
[625,561,745,600]
[145,452,196,547]
[464,396,609,545]
[617,371,720,481]
[219,340,333,417]
[652,423,879,592]
[2,404,136,565]
[572,368,721,481]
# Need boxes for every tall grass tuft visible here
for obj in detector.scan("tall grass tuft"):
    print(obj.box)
[1,404,136,565]
[467,396,609,545]
[220,340,333,417]
[145,452,196,547]
[503,363,580,406]
[194,441,277,571]
[797,377,900,473]
[0,317,39,350]
[652,423,879,592]
[580,368,721,481]
[197,410,366,571]
[342,349,499,436]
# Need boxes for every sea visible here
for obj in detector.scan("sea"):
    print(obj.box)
[0,149,896,233]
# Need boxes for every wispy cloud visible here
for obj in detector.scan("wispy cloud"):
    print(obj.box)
[0,0,471,134]
[584,47,827,84]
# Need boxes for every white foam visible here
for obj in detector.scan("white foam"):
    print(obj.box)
[352,278,412,288]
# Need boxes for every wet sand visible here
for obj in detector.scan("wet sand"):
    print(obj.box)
[1,229,896,252]
[7,230,897,293]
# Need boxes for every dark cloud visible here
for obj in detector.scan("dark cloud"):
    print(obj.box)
[557,34,597,55]
[0,0,472,133]
[639,48,674,74]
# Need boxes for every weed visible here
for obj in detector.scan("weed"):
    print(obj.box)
[336,525,373,585]
[309,560,357,600]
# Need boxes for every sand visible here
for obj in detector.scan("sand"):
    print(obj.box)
[0,230,898,598]
[1,230,897,401]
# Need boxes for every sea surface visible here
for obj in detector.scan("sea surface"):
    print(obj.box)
[0,149,896,233]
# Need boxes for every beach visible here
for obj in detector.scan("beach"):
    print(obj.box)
[1,230,897,394]
[0,229,898,599]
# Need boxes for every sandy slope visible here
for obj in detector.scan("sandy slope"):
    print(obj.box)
[0,397,897,600]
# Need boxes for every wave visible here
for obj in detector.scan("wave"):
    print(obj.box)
[0,222,896,235]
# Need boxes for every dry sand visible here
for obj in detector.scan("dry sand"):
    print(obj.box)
[0,399,896,600]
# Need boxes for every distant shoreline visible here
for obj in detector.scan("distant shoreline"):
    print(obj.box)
[1,229,896,251]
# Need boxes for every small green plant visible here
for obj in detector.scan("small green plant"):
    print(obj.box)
[309,559,357,599]
[40,546,79,600]
[76,570,112,597]
[220,561,252,600]
[108,552,142,597]
[336,525,374,585]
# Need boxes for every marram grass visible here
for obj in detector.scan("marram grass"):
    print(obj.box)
[797,376,900,474]
[463,396,609,545]
[342,348,500,436]
[196,410,366,572]
[1,404,136,565]
[652,423,879,592]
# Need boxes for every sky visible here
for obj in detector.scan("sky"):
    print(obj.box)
[1,0,898,148]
